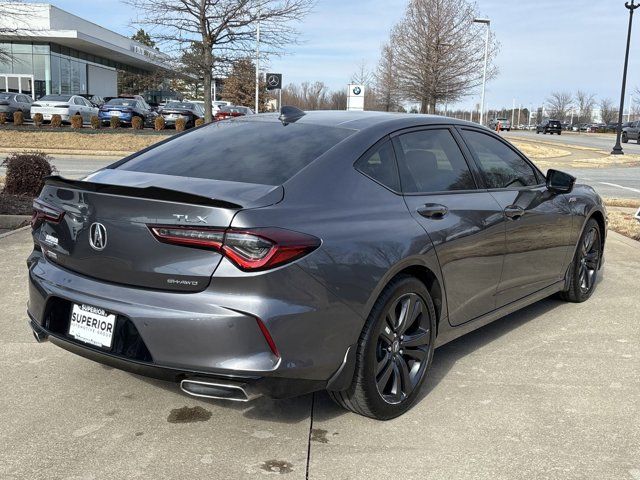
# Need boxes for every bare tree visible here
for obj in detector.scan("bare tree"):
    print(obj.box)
[281,81,331,110]
[375,43,401,112]
[546,91,573,121]
[388,0,498,113]
[351,60,375,87]
[127,0,313,122]
[575,90,596,124]
[0,1,33,62]
[599,98,618,125]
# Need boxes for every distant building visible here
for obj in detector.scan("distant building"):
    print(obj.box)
[0,3,169,98]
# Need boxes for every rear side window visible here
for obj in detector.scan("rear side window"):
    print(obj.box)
[116,120,354,185]
[355,140,400,191]
[462,130,538,188]
[395,129,476,193]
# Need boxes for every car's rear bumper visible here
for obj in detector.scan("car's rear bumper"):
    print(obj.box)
[27,317,323,399]
[27,251,359,397]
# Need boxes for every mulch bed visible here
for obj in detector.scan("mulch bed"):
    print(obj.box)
[0,193,34,215]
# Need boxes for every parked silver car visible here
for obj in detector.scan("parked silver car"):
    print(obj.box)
[30,94,98,124]
[622,120,640,144]
[0,92,33,120]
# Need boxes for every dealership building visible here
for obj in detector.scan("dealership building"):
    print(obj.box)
[0,3,168,99]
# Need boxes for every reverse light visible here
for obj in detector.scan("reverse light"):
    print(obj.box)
[31,199,65,229]
[149,226,320,272]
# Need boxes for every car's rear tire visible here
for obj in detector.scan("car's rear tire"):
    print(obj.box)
[328,275,436,420]
[560,218,601,303]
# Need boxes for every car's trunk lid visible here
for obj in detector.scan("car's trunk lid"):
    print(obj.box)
[35,170,283,292]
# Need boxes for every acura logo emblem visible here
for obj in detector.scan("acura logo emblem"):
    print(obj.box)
[89,222,107,251]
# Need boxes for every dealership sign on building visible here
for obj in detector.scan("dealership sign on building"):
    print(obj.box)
[347,84,365,111]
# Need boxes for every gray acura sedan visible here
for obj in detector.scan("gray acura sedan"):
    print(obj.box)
[27,109,606,419]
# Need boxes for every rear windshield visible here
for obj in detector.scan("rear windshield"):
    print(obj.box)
[107,99,137,107]
[39,95,72,102]
[115,119,354,185]
[0,93,12,100]
[166,102,195,109]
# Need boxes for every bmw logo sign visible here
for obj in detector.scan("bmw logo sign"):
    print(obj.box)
[353,86,362,95]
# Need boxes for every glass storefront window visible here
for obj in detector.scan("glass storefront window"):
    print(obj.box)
[12,53,33,75]
[51,54,60,94]
[33,44,50,54]
[60,56,71,94]
[11,43,33,54]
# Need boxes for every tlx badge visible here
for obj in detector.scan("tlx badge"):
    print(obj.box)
[172,214,208,224]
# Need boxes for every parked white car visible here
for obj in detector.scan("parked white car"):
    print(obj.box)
[30,94,98,124]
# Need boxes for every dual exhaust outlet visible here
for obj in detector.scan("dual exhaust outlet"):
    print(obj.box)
[179,378,259,402]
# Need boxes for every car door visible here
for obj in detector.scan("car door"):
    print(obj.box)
[458,127,574,307]
[17,95,31,117]
[393,127,507,327]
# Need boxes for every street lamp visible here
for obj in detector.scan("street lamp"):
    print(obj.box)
[473,18,490,126]
[612,0,640,155]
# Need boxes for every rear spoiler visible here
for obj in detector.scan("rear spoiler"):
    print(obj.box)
[44,176,242,209]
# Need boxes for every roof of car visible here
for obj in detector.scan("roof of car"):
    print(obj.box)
[243,110,480,131]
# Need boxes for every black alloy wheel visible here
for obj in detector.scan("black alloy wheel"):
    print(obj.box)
[561,218,601,302]
[577,225,601,295]
[328,275,436,420]
[375,293,431,404]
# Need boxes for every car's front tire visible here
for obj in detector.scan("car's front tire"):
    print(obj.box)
[329,275,436,420]
[622,133,628,143]
[560,218,601,303]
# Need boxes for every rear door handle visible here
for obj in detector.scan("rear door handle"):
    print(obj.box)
[504,205,525,220]
[417,203,448,219]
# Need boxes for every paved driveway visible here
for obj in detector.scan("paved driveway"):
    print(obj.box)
[2,229,639,479]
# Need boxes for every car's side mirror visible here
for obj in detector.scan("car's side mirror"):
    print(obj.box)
[546,169,576,193]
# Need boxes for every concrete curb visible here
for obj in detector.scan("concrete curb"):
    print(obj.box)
[0,224,30,240]
[607,229,640,249]
[0,147,132,157]
[508,136,603,153]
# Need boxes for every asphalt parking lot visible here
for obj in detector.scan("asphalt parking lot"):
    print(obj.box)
[1,228,639,480]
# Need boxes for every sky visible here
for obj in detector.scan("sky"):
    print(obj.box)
[46,0,640,111]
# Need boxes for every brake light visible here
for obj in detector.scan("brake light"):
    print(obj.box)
[149,226,320,272]
[54,104,70,108]
[31,199,65,229]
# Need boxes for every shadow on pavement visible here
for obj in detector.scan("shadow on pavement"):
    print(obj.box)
[135,294,571,424]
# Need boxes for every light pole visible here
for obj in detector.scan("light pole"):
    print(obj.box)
[255,9,261,113]
[612,0,640,155]
[474,18,490,126]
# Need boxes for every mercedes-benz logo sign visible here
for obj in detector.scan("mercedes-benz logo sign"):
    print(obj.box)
[89,222,107,251]
[268,75,279,87]
[352,86,362,95]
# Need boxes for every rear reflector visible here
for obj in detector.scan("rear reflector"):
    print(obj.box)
[150,226,320,272]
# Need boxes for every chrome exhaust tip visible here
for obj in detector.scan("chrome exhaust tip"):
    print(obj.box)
[31,327,48,343]
[180,379,259,402]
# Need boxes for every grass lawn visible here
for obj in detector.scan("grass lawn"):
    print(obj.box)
[0,127,172,154]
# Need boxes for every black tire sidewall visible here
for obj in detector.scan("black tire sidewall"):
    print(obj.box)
[568,219,601,302]
[359,277,436,419]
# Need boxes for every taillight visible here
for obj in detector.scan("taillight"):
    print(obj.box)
[149,226,320,272]
[31,199,65,229]
[54,104,70,108]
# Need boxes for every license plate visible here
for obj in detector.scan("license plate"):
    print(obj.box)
[43,114,51,119]
[68,303,116,348]
[110,111,121,116]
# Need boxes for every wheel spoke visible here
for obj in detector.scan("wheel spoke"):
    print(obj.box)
[585,269,595,290]
[396,356,412,392]
[390,362,401,397]
[402,328,430,348]
[380,316,395,344]
[402,347,427,362]
[396,297,410,332]
[376,351,392,376]
[376,356,394,392]
[584,251,599,269]
[583,229,595,254]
